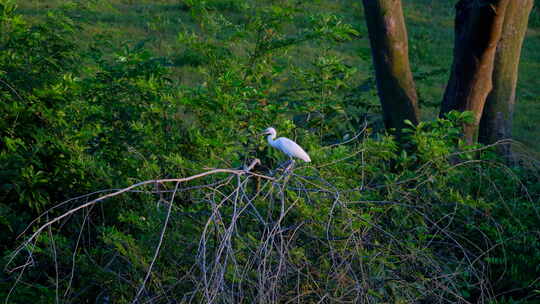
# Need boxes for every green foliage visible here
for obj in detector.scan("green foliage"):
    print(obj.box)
[1,1,539,303]
[404,110,475,161]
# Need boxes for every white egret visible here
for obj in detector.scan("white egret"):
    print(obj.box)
[261,127,311,162]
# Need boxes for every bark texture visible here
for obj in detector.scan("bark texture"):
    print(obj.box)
[362,0,419,134]
[478,0,534,147]
[440,0,510,143]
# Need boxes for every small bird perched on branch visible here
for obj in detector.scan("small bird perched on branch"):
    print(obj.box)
[261,127,311,162]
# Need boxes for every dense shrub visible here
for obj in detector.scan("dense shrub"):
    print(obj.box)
[1,1,539,303]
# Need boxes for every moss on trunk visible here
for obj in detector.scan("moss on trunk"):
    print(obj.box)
[361,0,419,136]
[478,0,534,151]
[440,0,510,144]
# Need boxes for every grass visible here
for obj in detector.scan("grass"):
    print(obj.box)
[15,0,540,150]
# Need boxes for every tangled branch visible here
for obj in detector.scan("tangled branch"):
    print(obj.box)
[4,144,538,303]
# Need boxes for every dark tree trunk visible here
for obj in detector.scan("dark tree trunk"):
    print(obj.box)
[361,0,419,135]
[478,0,534,150]
[440,0,510,144]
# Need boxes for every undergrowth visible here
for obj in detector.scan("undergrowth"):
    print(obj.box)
[1,1,539,303]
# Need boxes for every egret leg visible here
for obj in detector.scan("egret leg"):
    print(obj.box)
[277,159,291,169]
[284,158,295,172]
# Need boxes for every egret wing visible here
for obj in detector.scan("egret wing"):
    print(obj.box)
[275,137,311,162]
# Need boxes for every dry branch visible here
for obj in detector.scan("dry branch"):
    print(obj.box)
[6,159,266,271]
[4,148,537,303]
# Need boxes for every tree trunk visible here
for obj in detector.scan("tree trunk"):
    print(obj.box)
[361,0,419,135]
[440,0,510,144]
[478,0,534,149]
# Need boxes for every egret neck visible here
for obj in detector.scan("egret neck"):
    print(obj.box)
[266,129,277,147]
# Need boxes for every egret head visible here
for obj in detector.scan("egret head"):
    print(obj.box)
[261,127,277,137]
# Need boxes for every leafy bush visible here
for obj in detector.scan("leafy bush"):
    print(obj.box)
[1,1,539,303]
